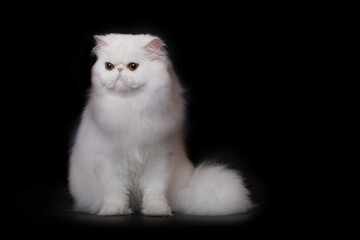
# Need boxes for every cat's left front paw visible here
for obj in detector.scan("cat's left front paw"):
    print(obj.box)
[141,201,172,217]
[98,202,132,216]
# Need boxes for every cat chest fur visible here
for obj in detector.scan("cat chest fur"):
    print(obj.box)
[89,90,179,144]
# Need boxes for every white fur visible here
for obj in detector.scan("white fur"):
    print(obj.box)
[68,33,253,216]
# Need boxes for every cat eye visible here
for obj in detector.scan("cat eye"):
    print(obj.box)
[127,62,139,71]
[105,62,114,71]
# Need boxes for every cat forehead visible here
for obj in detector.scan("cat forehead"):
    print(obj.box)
[98,42,144,61]
[100,33,153,43]
[94,34,154,61]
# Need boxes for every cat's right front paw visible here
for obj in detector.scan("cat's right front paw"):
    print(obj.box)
[98,202,132,216]
[141,200,172,217]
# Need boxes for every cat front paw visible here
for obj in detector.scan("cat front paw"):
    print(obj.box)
[98,202,132,216]
[141,201,172,217]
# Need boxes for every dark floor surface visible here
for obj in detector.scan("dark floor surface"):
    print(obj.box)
[5,182,269,236]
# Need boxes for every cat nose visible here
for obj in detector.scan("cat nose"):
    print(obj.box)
[117,68,123,73]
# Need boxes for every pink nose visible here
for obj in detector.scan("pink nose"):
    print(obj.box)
[117,68,123,73]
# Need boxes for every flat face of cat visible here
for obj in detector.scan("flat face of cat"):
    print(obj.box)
[91,34,168,94]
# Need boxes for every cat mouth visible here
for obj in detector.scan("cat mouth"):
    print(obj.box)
[114,79,133,92]
[102,77,142,93]
[105,77,123,88]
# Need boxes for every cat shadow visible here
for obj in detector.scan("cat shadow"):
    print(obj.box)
[9,182,262,231]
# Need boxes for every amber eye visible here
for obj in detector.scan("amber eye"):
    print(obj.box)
[127,62,139,71]
[105,62,114,71]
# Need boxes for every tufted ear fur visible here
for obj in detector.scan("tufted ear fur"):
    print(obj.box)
[143,37,165,52]
[94,35,109,45]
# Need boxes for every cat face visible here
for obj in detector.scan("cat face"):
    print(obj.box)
[91,34,168,94]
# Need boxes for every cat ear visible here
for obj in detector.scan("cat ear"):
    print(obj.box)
[94,35,109,46]
[143,37,165,52]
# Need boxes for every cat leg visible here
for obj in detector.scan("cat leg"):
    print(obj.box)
[139,156,172,216]
[140,182,172,216]
[97,161,132,216]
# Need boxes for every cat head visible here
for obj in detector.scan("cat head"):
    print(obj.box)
[91,34,169,95]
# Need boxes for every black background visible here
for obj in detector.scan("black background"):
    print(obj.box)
[2,2,315,237]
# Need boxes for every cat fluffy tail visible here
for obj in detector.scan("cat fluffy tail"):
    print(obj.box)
[174,162,253,215]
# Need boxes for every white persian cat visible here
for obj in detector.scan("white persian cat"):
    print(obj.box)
[68,33,252,216]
